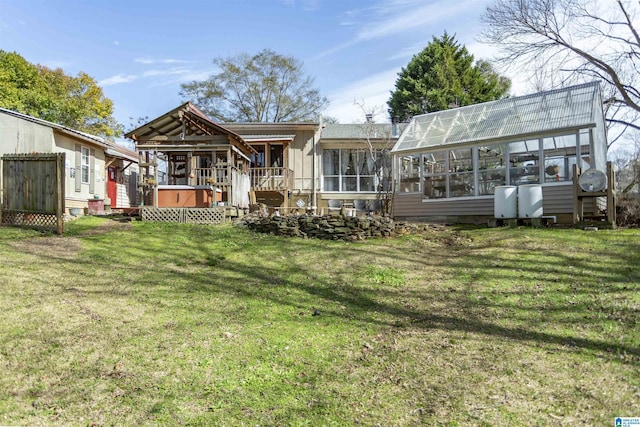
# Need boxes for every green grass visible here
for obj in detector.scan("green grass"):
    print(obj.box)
[0,217,638,426]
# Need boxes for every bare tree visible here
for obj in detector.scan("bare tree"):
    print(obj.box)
[354,100,396,215]
[180,49,328,123]
[612,132,640,193]
[480,0,640,147]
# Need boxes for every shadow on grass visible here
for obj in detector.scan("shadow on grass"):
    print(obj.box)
[9,222,640,366]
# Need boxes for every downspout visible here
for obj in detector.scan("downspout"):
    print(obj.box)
[313,118,323,209]
[313,131,317,209]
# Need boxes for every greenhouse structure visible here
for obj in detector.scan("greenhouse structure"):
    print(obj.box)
[391,81,609,224]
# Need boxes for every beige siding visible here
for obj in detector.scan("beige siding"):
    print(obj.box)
[55,133,106,201]
[290,129,315,192]
[0,114,55,154]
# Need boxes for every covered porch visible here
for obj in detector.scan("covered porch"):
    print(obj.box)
[125,102,256,210]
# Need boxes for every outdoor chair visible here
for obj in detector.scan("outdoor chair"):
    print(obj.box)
[353,199,367,215]
[368,199,382,214]
[327,199,342,214]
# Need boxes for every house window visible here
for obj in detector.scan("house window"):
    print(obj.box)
[323,149,384,192]
[251,145,266,168]
[81,147,90,184]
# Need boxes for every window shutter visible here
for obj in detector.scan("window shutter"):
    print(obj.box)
[89,148,95,194]
[75,144,81,192]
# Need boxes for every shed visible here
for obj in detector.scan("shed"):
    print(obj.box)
[391,82,609,224]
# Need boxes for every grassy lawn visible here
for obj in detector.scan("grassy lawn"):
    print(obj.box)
[0,218,638,426]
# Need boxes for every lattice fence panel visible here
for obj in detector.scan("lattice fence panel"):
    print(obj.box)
[1,210,59,229]
[141,207,184,223]
[185,208,225,225]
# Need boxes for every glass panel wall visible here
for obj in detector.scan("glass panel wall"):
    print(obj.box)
[579,129,592,170]
[395,129,597,199]
[399,154,421,193]
[509,139,540,184]
[423,151,446,198]
[478,143,506,195]
[449,148,474,197]
[542,134,576,182]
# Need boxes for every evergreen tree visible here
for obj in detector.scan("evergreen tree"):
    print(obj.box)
[387,33,511,122]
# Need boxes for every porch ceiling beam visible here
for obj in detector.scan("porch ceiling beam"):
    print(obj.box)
[183,114,212,135]
[137,143,233,150]
[138,135,230,143]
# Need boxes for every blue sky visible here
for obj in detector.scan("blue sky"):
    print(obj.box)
[0,0,524,129]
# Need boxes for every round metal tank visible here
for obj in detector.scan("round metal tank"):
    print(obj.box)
[518,184,543,218]
[494,186,517,218]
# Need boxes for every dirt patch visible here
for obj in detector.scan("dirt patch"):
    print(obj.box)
[7,218,132,259]
[77,218,133,236]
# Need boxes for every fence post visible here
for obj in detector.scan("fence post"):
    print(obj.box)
[56,153,65,235]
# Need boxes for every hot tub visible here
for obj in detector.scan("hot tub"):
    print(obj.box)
[154,185,221,208]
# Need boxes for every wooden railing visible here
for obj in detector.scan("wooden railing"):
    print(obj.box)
[193,167,233,187]
[192,166,293,191]
[250,167,293,191]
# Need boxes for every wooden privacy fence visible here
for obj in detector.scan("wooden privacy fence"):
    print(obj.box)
[1,153,65,234]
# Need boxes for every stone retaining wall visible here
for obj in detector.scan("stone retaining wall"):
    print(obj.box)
[236,212,418,241]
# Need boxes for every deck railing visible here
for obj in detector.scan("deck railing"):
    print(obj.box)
[193,167,232,187]
[250,167,293,190]
[192,166,293,191]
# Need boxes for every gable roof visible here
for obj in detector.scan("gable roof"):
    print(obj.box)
[125,102,255,155]
[392,81,604,153]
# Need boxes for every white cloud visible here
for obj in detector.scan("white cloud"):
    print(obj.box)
[357,0,478,41]
[146,68,215,88]
[113,40,120,46]
[318,0,487,60]
[99,73,138,87]
[134,57,192,65]
[324,68,399,123]
[99,64,215,88]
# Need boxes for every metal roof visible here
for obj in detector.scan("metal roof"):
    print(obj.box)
[392,81,603,153]
[321,123,403,140]
[124,102,256,156]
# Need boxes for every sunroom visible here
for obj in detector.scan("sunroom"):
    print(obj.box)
[391,82,608,223]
